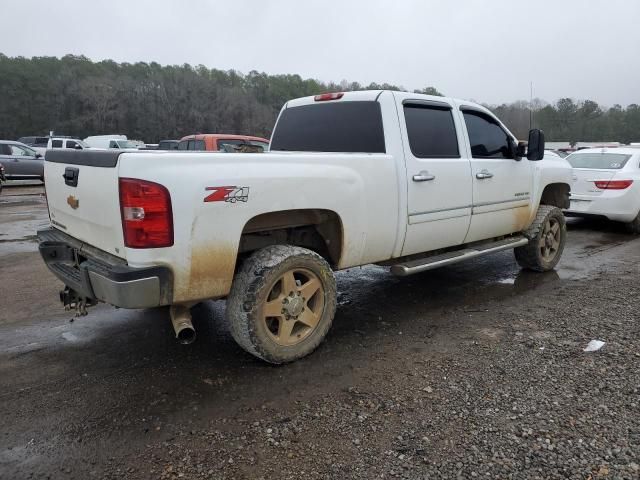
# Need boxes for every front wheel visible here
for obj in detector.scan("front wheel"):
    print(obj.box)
[515,205,567,272]
[227,245,337,364]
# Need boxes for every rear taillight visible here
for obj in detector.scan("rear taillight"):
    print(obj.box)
[119,178,173,248]
[314,92,344,101]
[593,180,634,190]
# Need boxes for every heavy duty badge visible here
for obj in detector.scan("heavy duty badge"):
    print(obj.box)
[67,195,79,209]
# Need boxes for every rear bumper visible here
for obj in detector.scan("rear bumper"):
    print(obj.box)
[566,194,639,222]
[37,228,173,308]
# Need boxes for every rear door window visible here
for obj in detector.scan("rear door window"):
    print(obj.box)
[463,110,512,159]
[404,104,459,158]
[51,140,63,148]
[270,101,386,153]
[566,153,632,169]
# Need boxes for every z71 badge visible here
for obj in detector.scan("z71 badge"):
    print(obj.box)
[204,186,249,203]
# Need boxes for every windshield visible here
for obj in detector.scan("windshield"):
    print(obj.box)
[21,144,38,156]
[218,139,269,153]
[566,152,632,169]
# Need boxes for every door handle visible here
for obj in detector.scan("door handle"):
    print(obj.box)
[476,170,493,179]
[413,171,436,182]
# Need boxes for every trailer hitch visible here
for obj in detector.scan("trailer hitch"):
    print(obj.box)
[60,287,96,317]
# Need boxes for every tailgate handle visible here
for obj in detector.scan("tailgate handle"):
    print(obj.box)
[63,167,79,187]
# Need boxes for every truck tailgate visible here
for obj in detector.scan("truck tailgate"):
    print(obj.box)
[45,150,126,259]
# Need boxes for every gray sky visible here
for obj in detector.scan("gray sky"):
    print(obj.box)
[2,0,639,106]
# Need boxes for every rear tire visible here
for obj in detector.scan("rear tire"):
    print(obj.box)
[625,212,640,234]
[515,205,567,272]
[227,245,337,364]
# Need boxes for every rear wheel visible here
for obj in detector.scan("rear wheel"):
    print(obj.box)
[515,205,567,272]
[227,245,337,364]
[625,212,640,234]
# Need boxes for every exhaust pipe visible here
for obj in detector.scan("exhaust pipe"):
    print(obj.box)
[169,305,196,345]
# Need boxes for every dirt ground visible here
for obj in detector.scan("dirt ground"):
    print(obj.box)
[1,183,639,479]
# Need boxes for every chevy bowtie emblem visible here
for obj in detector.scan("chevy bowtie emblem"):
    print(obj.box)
[67,195,79,209]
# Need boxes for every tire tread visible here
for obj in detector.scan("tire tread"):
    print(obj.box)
[227,245,336,364]
[514,205,566,272]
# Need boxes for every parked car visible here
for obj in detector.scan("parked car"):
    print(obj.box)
[37,90,571,364]
[0,162,6,194]
[84,135,140,149]
[0,141,44,181]
[17,136,50,148]
[31,137,91,156]
[157,140,179,150]
[177,134,269,153]
[546,149,568,158]
[564,147,640,233]
[48,138,89,150]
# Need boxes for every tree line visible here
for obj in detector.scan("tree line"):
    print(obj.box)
[0,54,638,144]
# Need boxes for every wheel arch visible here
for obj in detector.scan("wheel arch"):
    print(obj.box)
[239,209,344,267]
[539,182,570,209]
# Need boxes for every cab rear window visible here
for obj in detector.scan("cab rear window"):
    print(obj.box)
[566,153,632,169]
[270,101,386,153]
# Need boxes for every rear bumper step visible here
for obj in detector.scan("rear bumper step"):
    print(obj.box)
[37,228,172,308]
[390,236,528,276]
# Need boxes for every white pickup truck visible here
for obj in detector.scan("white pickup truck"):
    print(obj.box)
[38,90,571,363]
[32,137,90,157]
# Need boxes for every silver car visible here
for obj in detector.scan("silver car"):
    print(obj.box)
[0,141,44,181]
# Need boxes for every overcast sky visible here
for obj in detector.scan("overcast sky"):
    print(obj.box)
[2,0,639,106]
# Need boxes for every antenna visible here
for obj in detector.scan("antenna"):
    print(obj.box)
[529,81,533,129]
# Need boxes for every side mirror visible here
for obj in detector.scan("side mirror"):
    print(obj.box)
[515,141,527,159]
[35,153,43,158]
[74,144,83,150]
[527,129,545,161]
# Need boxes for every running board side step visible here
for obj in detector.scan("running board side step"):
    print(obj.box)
[390,236,529,277]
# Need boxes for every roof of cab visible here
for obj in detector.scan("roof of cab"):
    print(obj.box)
[284,89,493,116]
[179,134,269,142]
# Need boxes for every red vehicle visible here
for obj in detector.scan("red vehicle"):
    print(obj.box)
[177,134,269,153]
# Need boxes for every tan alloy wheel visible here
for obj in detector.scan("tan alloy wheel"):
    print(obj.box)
[539,216,561,262]
[262,268,324,346]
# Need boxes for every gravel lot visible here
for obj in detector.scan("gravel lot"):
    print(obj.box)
[0,184,639,479]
